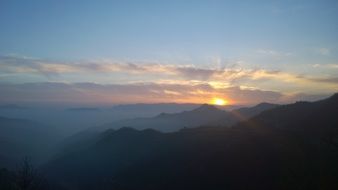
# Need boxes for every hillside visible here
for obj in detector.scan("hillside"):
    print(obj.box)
[96,103,277,132]
[43,94,338,189]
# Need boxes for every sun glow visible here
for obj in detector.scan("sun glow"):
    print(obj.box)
[211,98,228,106]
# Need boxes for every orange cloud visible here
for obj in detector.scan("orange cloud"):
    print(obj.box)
[1,55,337,95]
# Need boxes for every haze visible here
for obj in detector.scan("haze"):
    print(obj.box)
[0,1,337,190]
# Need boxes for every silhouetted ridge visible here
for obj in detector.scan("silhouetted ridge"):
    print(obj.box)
[115,126,139,133]
[99,127,162,143]
[155,104,220,118]
[326,93,338,102]
[231,102,279,121]
[66,107,100,112]
[255,102,278,107]
[95,101,280,132]
[43,93,338,190]
[113,127,161,135]
[239,93,338,135]
[194,104,220,112]
[156,112,170,118]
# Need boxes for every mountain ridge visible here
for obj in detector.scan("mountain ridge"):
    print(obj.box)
[96,103,277,132]
[43,93,338,189]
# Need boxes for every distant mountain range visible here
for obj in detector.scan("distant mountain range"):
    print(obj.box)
[1,94,337,189]
[96,102,278,132]
[66,107,100,112]
[0,102,275,170]
[110,103,200,113]
[42,94,338,189]
[0,104,28,110]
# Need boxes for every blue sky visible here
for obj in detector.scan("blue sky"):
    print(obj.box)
[1,0,337,60]
[0,0,337,105]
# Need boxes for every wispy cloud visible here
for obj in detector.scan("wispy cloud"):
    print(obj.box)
[1,54,337,95]
[315,47,331,56]
[0,82,328,105]
[306,77,338,84]
[312,64,338,69]
[255,49,292,57]
[0,55,254,81]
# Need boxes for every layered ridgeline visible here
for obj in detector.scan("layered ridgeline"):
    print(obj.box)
[0,102,276,171]
[52,102,277,163]
[0,103,202,136]
[43,94,338,190]
[96,102,278,132]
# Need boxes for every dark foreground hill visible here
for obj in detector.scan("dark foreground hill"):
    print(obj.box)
[42,94,338,190]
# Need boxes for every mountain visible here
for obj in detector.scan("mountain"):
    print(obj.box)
[242,93,338,129]
[231,102,279,120]
[97,103,279,132]
[0,116,62,169]
[110,103,200,114]
[236,93,338,144]
[44,127,165,189]
[62,102,278,151]
[96,104,235,132]
[66,107,100,112]
[0,104,27,110]
[43,94,338,190]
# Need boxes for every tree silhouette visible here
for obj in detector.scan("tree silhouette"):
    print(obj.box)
[15,157,47,190]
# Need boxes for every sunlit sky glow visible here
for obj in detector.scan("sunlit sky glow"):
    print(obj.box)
[0,0,337,105]
[211,98,228,106]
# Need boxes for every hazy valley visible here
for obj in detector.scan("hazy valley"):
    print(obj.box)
[0,94,337,189]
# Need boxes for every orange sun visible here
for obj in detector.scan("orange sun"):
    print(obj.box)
[211,98,228,106]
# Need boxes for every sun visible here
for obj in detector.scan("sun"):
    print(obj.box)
[211,98,228,106]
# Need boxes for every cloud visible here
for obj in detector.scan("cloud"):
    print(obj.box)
[0,82,332,106]
[0,55,293,83]
[312,64,338,69]
[316,48,331,56]
[307,77,338,84]
[0,55,258,81]
[279,93,332,103]
[171,66,217,80]
[0,55,77,76]
[1,54,337,95]
[256,49,292,57]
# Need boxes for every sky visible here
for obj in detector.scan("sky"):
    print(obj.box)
[0,0,337,105]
